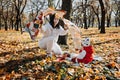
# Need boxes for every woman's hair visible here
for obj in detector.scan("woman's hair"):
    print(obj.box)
[49,14,64,29]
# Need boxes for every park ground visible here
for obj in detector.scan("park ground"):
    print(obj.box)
[0,27,120,80]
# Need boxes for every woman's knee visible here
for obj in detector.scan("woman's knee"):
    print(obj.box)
[52,44,62,55]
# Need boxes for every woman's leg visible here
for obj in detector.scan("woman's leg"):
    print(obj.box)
[38,38,46,49]
[46,37,54,54]
[52,43,62,56]
[38,37,54,57]
[39,37,62,57]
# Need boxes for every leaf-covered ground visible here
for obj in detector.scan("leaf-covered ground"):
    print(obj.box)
[0,27,120,80]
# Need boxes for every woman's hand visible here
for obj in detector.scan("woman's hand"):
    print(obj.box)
[64,24,69,30]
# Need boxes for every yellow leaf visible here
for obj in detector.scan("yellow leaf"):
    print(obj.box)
[58,74,61,80]
[0,68,5,74]
[94,76,100,80]
[5,74,11,80]
[114,71,120,78]
[39,60,45,66]
[51,55,56,60]
[46,57,51,62]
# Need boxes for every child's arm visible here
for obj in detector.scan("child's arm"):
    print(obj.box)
[77,50,86,59]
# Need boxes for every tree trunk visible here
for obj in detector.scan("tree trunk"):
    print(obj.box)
[119,19,120,26]
[115,18,118,27]
[0,15,1,30]
[96,15,101,29]
[15,19,19,31]
[15,9,20,31]
[4,21,8,31]
[99,0,106,33]
[15,12,21,31]
[107,11,112,27]
[83,13,88,29]
[107,16,111,27]
[57,0,72,45]
[88,17,91,28]
[14,0,27,31]
[118,14,120,26]
[20,18,23,34]
[91,17,94,27]
[83,0,88,29]
[11,20,14,30]
[118,1,120,26]
[91,5,100,29]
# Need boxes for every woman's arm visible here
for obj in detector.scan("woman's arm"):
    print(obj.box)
[59,26,68,35]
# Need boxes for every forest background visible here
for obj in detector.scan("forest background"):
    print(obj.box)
[0,0,120,79]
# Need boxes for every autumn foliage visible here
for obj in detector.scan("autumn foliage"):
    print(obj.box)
[0,27,120,80]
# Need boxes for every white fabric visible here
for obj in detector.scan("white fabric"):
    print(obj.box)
[63,19,82,50]
[38,22,68,55]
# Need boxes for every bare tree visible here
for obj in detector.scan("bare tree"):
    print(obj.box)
[71,1,83,27]
[112,0,120,27]
[99,0,106,33]
[105,0,112,27]
[9,3,16,30]
[25,0,47,22]
[82,0,88,29]
[0,0,11,31]
[86,1,93,28]
[30,0,46,17]
[71,0,96,28]
[91,2,101,29]
[13,0,27,31]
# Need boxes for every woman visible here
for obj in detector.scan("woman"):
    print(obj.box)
[38,13,68,57]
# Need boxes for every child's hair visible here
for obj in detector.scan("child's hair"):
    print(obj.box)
[49,13,64,29]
